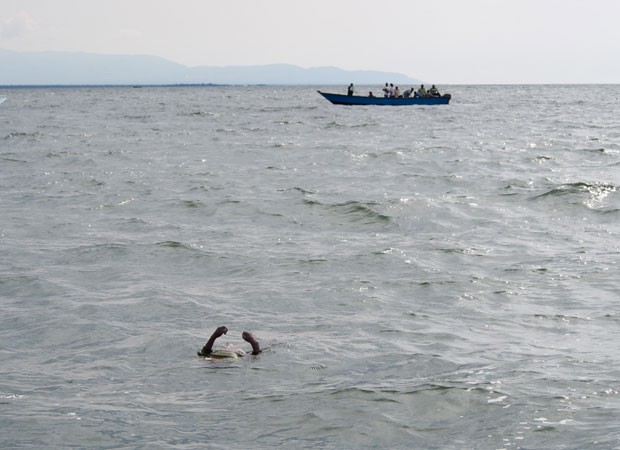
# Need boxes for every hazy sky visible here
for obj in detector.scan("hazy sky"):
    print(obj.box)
[2,0,620,84]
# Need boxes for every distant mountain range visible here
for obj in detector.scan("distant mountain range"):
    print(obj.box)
[0,49,420,86]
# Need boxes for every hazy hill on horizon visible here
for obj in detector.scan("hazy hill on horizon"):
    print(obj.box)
[0,49,420,86]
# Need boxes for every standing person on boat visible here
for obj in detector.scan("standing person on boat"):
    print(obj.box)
[389,83,395,98]
[417,84,428,97]
[382,83,389,97]
[347,83,355,96]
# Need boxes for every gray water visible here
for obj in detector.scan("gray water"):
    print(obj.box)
[1,85,620,449]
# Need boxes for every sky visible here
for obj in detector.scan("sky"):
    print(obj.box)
[1,0,620,84]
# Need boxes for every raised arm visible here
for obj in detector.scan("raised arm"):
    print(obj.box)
[242,331,261,355]
[198,326,228,356]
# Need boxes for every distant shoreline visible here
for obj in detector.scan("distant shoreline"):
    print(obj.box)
[0,83,377,89]
[0,83,232,89]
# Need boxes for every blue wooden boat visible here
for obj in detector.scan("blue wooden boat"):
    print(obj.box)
[318,91,451,106]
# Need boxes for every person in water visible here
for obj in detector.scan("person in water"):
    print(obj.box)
[198,326,261,358]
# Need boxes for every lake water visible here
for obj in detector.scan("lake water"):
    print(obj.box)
[1,85,620,449]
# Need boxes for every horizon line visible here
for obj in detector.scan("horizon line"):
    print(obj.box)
[2,82,620,89]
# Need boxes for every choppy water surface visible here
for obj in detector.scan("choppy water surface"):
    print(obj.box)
[1,85,620,449]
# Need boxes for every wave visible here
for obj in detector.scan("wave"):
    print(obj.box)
[152,241,217,258]
[325,121,375,129]
[155,240,197,251]
[531,181,617,211]
[303,199,392,226]
[289,186,315,195]
[180,199,204,208]
[258,105,318,113]
[122,114,152,120]
[180,110,218,117]
[0,152,27,163]
[3,131,40,140]
[438,246,491,256]
[58,241,204,260]
[326,382,500,401]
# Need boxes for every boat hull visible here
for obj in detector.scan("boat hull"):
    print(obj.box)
[318,91,450,106]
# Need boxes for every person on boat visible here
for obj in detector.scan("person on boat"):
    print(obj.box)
[347,83,355,96]
[368,91,375,97]
[197,325,261,358]
[417,84,428,97]
[429,85,441,97]
[389,83,395,98]
[394,86,401,98]
[403,87,412,98]
[382,83,389,98]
